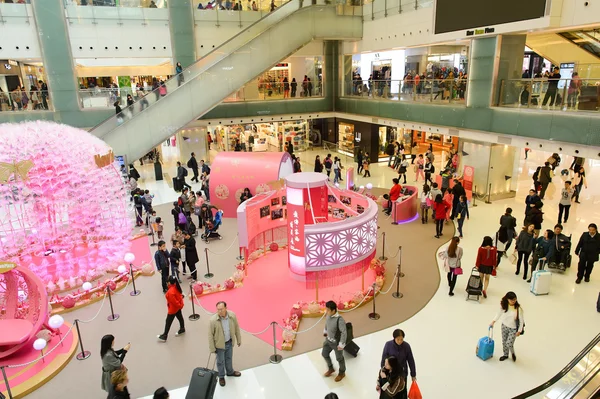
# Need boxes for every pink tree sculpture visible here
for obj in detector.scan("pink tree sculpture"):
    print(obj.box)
[0,121,133,291]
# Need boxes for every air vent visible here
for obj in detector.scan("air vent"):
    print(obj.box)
[497,136,512,145]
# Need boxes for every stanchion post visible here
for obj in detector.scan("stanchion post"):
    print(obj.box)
[472,185,478,207]
[1,365,13,399]
[269,321,283,364]
[204,248,214,279]
[106,286,119,322]
[129,263,141,296]
[379,232,388,261]
[391,201,398,225]
[236,246,244,261]
[368,284,380,320]
[149,228,157,246]
[397,246,405,278]
[485,183,492,204]
[189,283,200,321]
[74,319,91,360]
[392,263,403,299]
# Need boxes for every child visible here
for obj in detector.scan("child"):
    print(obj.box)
[443,189,453,224]
[155,216,164,240]
[420,184,431,224]
[144,189,154,207]
[148,211,158,235]
[398,157,409,184]
[362,155,371,178]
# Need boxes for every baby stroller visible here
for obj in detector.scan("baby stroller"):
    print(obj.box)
[466,267,483,302]
[201,210,223,243]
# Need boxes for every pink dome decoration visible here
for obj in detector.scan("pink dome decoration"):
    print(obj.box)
[0,121,132,292]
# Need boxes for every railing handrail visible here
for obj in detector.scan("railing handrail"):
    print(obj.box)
[88,0,304,134]
[505,77,600,82]
[512,333,600,399]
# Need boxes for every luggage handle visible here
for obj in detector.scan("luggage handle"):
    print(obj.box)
[538,258,545,271]
[487,326,493,340]
[206,352,217,371]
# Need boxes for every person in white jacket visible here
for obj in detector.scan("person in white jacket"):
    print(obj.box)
[490,291,524,362]
[438,236,463,296]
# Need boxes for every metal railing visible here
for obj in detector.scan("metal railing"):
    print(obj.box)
[63,0,166,8]
[0,1,32,25]
[498,78,600,112]
[193,0,284,12]
[342,78,467,104]
[362,0,432,21]
[224,81,324,102]
[0,90,51,112]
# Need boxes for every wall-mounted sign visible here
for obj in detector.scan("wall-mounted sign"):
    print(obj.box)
[466,27,495,36]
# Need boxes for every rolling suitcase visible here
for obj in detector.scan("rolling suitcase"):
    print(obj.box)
[185,354,218,399]
[530,259,551,296]
[476,327,494,361]
[173,177,182,192]
[344,341,360,357]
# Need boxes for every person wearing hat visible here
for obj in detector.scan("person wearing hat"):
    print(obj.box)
[575,223,600,284]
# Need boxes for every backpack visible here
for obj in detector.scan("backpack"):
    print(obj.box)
[532,166,540,182]
[182,167,188,177]
[204,165,211,175]
[187,159,193,168]
[430,165,435,174]
[178,211,187,225]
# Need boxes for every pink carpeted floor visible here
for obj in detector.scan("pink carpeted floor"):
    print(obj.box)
[197,250,377,349]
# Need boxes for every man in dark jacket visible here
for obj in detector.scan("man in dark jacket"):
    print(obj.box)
[380,329,417,383]
[499,208,517,251]
[450,181,466,220]
[525,189,541,221]
[552,224,571,268]
[385,141,395,167]
[154,241,170,292]
[575,223,600,284]
[177,161,192,190]
[538,162,552,199]
[187,152,199,183]
[183,231,199,281]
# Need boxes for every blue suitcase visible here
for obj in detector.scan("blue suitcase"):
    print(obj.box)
[476,327,494,361]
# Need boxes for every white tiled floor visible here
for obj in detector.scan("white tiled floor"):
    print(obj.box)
[138,146,600,399]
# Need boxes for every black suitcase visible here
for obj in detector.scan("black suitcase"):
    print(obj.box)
[597,293,600,313]
[186,355,217,399]
[344,341,360,357]
[173,177,182,192]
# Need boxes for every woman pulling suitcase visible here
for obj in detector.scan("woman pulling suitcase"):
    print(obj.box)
[489,292,524,362]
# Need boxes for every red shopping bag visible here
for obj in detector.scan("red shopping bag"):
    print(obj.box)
[408,381,423,399]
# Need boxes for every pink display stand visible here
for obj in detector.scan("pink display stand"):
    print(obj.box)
[209,152,294,217]
[391,186,419,224]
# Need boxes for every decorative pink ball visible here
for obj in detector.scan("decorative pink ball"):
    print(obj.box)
[105,280,117,291]
[233,270,244,283]
[61,295,76,309]
[193,283,204,295]
[141,263,154,275]
[282,329,295,343]
[374,265,386,277]
[224,279,235,290]
[290,307,303,319]
[269,242,279,252]
[0,121,133,293]
[337,302,346,310]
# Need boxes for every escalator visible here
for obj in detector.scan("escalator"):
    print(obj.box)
[558,30,600,60]
[90,0,362,160]
[513,333,600,398]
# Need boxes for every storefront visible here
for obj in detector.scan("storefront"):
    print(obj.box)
[336,119,398,163]
[211,120,310,153]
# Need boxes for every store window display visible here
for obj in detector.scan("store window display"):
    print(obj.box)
[211,120,310,153]
[338,123,355,157]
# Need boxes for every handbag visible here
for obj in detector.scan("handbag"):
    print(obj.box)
[491,267,497,277]
[408,381,423,399]
[515,308,525,335]
[453,267,463,275]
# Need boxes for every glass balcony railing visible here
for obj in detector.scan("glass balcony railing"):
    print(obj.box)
[499,78,600,113]
[193,0,284,12]
[362,0,432,21]
[342,78,467,104]
[0,1,33,24]
[224,81,324,102]
[63,0,166,8]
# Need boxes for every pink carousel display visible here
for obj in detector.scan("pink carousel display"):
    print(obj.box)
[0,121,133,295]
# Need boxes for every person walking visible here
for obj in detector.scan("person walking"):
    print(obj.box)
[537,162,552,200]
[398,157,409,184]
[572,165,587,204]
[187,152,199,183]
[499,208,517,252]
[314,155,323,173]
[432,194,450,238]
[454,195,469,238]
[438,236,463,296]
[177,161,192,190]
[157,276,185,342]
[376,356,406,399]
[575,223,600,284]
[357,149,364,175]
[524,189,541,223]
[424,158,434,186]
[208,301,242,387]
[420,184,431,224]
[38,80,49,109]
[476,236,497,298]
[558,181,573,224]
[414,154,425,182]
[108,369,131,399]
[333,156,341,183]
[386,141,396,167]
[380,329,416,398]
[169,240,182,282]
[490,292,524,362]
[450,180,466,220]
[154,240,170,293]
[495,226,510,267]
[290,78,297,97]
[324,154,333,179]
[515,224,535,280]
[183,231,198,281]
[100,334,130,393]
[542,66,561,107]
[322,301,347,382]
[362,153,371,177]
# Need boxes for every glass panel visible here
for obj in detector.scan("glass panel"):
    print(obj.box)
[63,0,167,8]
[362,0,432,20]
[498,78,600,113]
[92,0,362,160]
[0,2,32,24]
[342,78,467,104]
[0,87,52,112]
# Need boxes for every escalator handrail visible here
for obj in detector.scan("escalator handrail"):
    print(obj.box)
[512,332,600,399]
[88,0,303,134]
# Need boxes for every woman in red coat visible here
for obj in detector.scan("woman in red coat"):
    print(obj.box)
[432,193,450,238]
[157,276,185,342]
[476,236,498,298]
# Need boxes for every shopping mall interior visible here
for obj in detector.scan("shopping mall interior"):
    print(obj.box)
[1,0,600,399]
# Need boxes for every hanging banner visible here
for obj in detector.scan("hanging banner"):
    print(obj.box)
[463,165,474,191]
